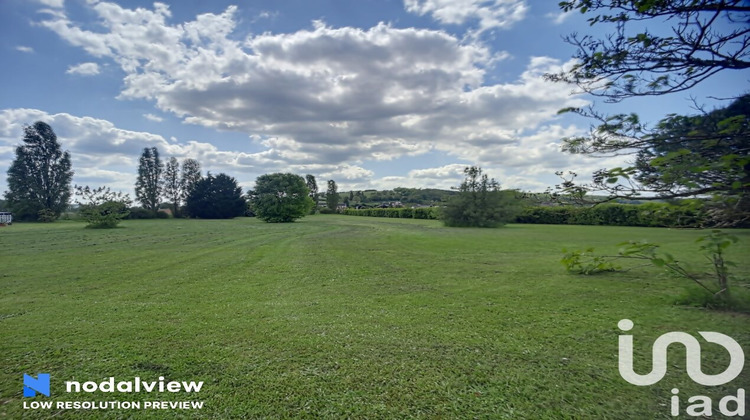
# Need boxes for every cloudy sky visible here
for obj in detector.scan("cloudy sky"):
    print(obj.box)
[0,0,746,196]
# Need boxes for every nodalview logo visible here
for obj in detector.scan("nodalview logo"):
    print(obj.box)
[617,319,745,417]
[23,374,50,397]
[22,374,204,412]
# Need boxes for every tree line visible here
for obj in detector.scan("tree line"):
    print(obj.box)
[2,127,345,226]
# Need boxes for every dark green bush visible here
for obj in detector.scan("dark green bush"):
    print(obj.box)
[37,209,58,223]
[413,207,439,219]
[187,173,247,219]
[127,207,156,219]
[80,201,129,228]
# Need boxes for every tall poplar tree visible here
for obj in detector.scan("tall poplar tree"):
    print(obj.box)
[135,147,163,213]
[180,158,202,201]
[326,179,339,210]
[163,157,182,217]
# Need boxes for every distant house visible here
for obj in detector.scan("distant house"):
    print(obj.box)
[0,212,12,225]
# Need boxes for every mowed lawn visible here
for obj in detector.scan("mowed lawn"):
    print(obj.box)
[1,216,748,419]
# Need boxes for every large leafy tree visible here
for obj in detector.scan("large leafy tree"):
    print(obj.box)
[325,179,339,210]
[163,157,182,217]
[546,0,750,101]
[633,95,749,200]
[442,166,517,228]
[251,173,313,223]
[5,121,73,221]
[135,147,163,213]
[185,173,246,219]
[546,0,750,225]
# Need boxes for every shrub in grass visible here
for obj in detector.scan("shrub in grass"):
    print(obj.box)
[562,231,747,311]
[74,185,131,228]
[80,201,130,228]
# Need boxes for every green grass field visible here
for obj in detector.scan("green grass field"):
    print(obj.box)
[2,216,748,419]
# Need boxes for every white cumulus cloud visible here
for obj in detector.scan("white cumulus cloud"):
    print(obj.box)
[404,0,528,35]
[143,113,163,122]
[27,2,630,193]
[66,62,100,76]
[35,0,64,8]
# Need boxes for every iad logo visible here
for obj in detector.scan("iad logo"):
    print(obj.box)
[23,374,50,397]
[617,319,744,386]
[617,319,745,417]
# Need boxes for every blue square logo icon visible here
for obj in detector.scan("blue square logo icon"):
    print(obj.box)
[23,373,50,397]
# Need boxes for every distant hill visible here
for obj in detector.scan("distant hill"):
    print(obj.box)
[337,187,458,207]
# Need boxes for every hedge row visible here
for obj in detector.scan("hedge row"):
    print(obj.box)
[342,203,707,227]
[342,207,439,220]
[515,203,704,228]
[126,207,170,219]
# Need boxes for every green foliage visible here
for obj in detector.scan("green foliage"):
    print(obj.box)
[251,173,314,223]
[516,202,704,227]
[632,95,750,225]
[185,173,246,219]
[135,147,163,213]
[696,230,738,299]
[162,157,182,217]
[326,179,339,211]
[75,185,131,228]
[561,248,619,275]
[5,121,73,222]
[363,187,456,205]
[413,207,439,219]
[305,175,318,204]
[562,230,745,309]
[180,158,202,202]
[342,207,439,219]
[80,201,130,228]
[675,286,750,312]
[126,207,157,219]
[550,1,749,99]
[36,209,58,223]
[547,1,750,226]
[442,166,518,228]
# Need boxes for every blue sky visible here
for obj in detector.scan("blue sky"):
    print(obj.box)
[1,0,747,196]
